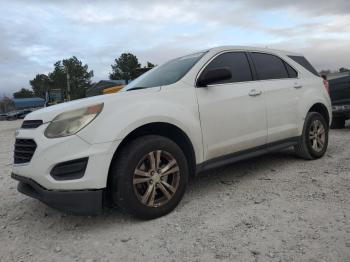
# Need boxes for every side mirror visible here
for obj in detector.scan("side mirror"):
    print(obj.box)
[197,67,232,87]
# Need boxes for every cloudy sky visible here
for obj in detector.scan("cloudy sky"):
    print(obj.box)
[1,0,350,96]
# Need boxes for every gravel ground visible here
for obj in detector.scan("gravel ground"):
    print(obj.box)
[0,120,349,262]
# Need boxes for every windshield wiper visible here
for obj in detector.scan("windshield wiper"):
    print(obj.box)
[127,87,149,91]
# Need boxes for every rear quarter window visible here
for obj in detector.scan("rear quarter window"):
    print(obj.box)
[288,55,319,76]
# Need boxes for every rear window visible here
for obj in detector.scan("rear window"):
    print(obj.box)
[288,55,319,76]
[251,53,289,80]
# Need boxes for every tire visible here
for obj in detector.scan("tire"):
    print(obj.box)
[330,117,345,129]
[110,135,189,219]
[294,112,329,160]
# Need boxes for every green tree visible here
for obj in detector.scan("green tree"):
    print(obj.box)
[49,56,93,100]
[145,61,156,68]
[109,53,141,83]
[13,88,35,98]
[30,74,50,98]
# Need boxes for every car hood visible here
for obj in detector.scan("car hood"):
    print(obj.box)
[25,87,161,123]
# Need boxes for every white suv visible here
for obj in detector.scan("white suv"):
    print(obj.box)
[12,46,331,219]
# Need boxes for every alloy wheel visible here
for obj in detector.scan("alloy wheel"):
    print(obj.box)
[309,119,326,152]
[133,150,180,207]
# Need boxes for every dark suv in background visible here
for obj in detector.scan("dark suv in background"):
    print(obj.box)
[328,74,350,129]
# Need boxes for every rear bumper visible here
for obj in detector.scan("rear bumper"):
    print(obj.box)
[12,173,104,214]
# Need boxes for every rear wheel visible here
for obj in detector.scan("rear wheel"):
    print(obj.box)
[110,135,189,219]
[294,112,329,160]
[331,116,345,129]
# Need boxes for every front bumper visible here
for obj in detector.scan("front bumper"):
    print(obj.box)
[11,121,122,214]
[12,122,120,190]
[12,173,104,214]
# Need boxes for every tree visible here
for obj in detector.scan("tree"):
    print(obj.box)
[30,74,50,98]
[13,88,34,98]
[49,56,93,100]
[145,61,156,68]
[109,53,141,83]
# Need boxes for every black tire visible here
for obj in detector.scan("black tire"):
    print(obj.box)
[110,135,189,219]
[330,117,345,129]
[294,112,329,160]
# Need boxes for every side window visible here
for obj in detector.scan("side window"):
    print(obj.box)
[284,62,298,78]
[251,52,289,80]
[288,55,319,76]
[201,52,253,84]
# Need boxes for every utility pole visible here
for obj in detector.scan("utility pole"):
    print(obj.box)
[66,72,71,101]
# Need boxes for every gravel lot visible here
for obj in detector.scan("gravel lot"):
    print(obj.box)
[0,120,349,262]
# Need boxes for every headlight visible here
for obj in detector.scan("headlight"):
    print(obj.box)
[44,103,103,138]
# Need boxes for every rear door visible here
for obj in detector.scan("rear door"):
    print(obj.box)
[196,51,267,161]
[249,52,301,143]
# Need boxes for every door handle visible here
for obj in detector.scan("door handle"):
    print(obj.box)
[248,89,262,97]
[294,84,303,89]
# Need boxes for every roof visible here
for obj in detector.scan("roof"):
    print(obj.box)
[205,45,303,56]
[13,97,45,109]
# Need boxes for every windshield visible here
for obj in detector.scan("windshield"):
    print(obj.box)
[123,51,206,91]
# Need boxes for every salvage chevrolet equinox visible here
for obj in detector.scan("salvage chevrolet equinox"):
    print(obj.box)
[12,46,332,219]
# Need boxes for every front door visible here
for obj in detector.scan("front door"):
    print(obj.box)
[195,52,267,161]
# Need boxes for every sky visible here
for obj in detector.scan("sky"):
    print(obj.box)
[1,0,350,96]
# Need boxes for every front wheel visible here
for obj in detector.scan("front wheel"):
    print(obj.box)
[110,135,189,219]
[294,112,329,160]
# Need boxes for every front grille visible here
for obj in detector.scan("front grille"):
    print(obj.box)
[14,139,37,164]
[21,120,43,129]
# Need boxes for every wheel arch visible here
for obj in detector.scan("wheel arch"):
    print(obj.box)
[307,103,330,126]
[106,122,197,192]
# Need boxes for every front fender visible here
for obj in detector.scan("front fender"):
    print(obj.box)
[78,87,204,163]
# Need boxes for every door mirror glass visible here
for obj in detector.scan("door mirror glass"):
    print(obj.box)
[197,67,232,87]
